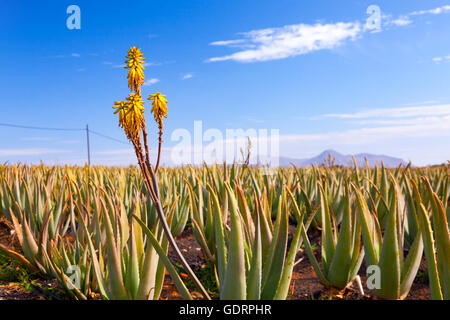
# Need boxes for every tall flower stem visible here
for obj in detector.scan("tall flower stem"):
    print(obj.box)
[132,132,211,300]
[148,165,211,300]
[115,47,208,300]
[154,128,163,172]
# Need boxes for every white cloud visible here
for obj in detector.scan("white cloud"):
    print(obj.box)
[352,116,449,126]
[60,140,80,145]
[319,104,450,119]
[0,149,71,156]
[143,78,160,86]
[300,104,450,165]
[181,73,194,80]
[280,115,450,144]
[382,14,413,27]
[209,39,255,48]
[403,100,440,106]
[18,137,80,144]
[432,55,450,63]
[410,5,450,16]
[112,61,175,69]
[247,118,265,123]
[207,22,362,63]
[95,148,134,156]
[210,39,246,46]
[143,62,159,67]
[95,147,173,156]
[207,5,450,63]
[20,137,54,141]
[390,16,413,26]
[71,53,80,58]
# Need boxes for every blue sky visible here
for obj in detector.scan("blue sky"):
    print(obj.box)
[0,0,449,166]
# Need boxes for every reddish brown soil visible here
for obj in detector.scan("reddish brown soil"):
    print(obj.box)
[161,225,431,300]
[0,217,431,300]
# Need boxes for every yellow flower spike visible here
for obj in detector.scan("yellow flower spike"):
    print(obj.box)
[113,94,145,143]
[113,100,128,128]
[148,92,168,128]
[125,46,145,94]
[123,93,145,142]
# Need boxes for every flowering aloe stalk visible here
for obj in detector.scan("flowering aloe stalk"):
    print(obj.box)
[112,46,210,299]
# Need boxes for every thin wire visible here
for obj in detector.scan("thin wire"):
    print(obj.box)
[0,122,84,131]
[88,129,129,145]
[0,121,129,145]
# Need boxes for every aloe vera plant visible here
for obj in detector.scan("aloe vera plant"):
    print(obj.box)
[414,177,450,300]
[352,174,424,299]
[204,182,309,300]
[302,182,364,289]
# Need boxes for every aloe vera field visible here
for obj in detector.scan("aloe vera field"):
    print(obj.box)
[0,162,448,300]
[1,2,450,308]
[1,45,450,303]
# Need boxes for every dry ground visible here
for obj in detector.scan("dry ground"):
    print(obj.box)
[0,218,430,300]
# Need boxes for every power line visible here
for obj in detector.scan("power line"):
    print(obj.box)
[0,121,130,165]
[0,121,128,145]
[86,129,129,145]
[0,122,84,131]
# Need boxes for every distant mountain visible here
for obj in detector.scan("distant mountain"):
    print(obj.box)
[278,149,408,168]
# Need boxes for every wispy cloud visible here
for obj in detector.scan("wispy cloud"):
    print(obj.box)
[281,115,450,144]
[112,61,175,69]
[390,16,413,26]
[207,22,362,63]
[318,104,450,119]
[410,5,450,16]
[20,137,54,141]
[60,140,80,145]
[95,148,134,156]
[19,137,80,144]
[144,60,176,67]
[143,78,160,86]
[210,39,245,46]
[247,118,265,123]
[403,100,440,106]
[181,73,194,80]
[208,5,450,63]
[49,53,81,59]
[0,149,71,156]
[352,116,449,126]
[432,55,450,63]
[300,103,450,164]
